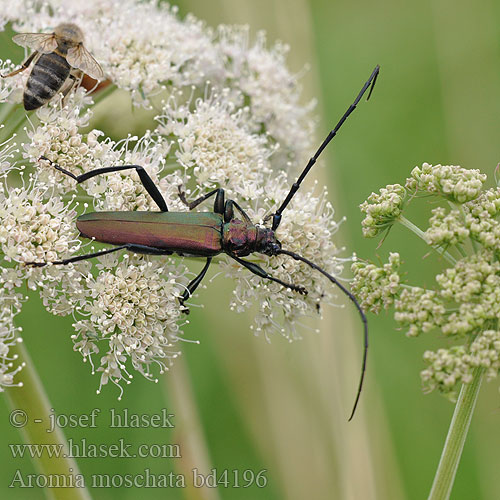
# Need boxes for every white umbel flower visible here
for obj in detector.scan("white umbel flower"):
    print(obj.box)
[70,255,187,397]
[0,175,80,264]
[0,0,348,395]
[156,87,273,198]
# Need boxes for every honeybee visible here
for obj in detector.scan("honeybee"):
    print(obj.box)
[2,23,104,110]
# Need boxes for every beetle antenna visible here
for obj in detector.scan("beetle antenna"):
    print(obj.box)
[271,65,380,231]
[277,248,368,421]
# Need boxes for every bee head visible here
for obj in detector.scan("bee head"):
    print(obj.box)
[54,23,84,46]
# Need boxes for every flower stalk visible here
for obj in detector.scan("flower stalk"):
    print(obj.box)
[398,215,456,265]
[164,354,221,500]
[428,366,484,500]
[4,340,91,500]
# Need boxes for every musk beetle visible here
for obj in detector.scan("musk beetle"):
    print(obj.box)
[33,65,379,419]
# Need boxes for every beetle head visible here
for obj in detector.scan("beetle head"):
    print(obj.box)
[255,227,281,256]
[223,221,281,257]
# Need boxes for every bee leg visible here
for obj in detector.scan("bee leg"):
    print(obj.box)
[61,70,83,105]
[1,52,38,78]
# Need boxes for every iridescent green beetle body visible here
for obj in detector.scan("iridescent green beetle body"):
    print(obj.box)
[77,210,279,258]
[77,211,224,257]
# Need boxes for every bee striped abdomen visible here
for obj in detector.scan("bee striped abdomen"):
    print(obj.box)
[24,52,71,111]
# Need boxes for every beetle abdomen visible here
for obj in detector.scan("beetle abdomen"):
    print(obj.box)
[24,52,71,110]
[77,211,223,257]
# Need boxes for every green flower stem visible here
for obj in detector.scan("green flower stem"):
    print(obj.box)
[454,243,467,258]
[61,195,95,204]
[8,111,29,138]
[4,340,92,500]
[427,366,484,500]
[91,84,116,107]
[398,215,456,265]
[0,107,27,144]
[0,103,17,134]
[164,355,221,500]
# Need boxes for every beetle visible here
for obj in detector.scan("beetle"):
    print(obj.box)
[32,65,379,419]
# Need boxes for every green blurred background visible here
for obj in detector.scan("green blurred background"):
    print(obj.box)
[2,0,500,498]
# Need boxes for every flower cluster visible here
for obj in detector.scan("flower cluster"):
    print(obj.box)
[0,0,341,394]
[0,60,21,102]
[395,288,446,338]
[215,26,315,166]
[359,184,407,237]
[0,174,80,264]
[354,162,500,398]
[422,330,500,395]
[224,174,342,339]
[406,162,486,203]
[464,188,500,250]
[424,208,469,247]
[351,252,401,313]
[156,88,273,198]
[72,255,186,397]
[436,251,500,335]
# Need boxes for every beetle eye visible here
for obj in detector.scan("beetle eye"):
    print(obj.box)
[271,242,281,254]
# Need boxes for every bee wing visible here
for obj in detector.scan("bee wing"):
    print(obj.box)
[12,32,58,53]
[66,44,104,81]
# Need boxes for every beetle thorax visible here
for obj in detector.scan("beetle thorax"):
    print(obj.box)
[222,220,280,257]
[222,220,257,257]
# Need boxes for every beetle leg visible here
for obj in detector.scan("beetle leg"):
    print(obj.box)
[179,257,212,314]
[122,244,173,256]
[1,52,38,78]
[226,200,252,225]
[231,255,308,295]
[222,199,252,223]
[39,157,169,212]
[223,200,233,222]
[25,243,173,267]
[178,186,225,214]
[25,244,130,267]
